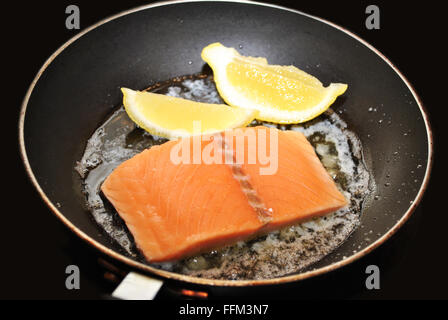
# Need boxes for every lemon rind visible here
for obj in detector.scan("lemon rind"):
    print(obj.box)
[202,43,348,124]
[122,88,257,140]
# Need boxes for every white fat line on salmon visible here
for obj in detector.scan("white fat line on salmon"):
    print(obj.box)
[169,122,279,175]
[216,133,273,224]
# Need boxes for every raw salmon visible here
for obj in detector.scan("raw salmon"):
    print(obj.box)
[101,127,347,262]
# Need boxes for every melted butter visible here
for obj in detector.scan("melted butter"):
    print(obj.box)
[76,74,373,280]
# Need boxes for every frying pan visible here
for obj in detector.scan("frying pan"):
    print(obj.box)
[19,0,432,296]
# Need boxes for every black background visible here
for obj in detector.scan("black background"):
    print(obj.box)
[3,0,445,299]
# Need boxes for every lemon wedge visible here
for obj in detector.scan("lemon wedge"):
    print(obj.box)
[121,88,258,140]
[202,43,348,124]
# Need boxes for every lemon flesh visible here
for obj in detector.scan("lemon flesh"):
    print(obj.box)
[121,88,258,140]
[202,43,348,124]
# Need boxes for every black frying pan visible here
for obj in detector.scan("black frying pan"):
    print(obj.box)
[19,0,432,293]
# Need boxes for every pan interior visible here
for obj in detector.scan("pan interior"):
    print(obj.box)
[21,1,431,284]
[76,74,373,280]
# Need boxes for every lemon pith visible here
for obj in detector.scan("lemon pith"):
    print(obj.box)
[122,88,258,140]
[201,43,348,124]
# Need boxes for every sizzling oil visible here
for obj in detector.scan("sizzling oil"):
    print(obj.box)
[75,74,373,280]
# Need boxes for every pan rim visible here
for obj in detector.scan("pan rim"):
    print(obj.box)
[18,0,434,287]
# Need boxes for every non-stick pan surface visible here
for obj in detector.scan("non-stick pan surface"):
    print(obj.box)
[19,0,432,286]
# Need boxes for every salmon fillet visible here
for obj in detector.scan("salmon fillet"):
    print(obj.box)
[101,126,347,262]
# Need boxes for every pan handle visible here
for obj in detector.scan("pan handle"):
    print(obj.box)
[111,272,164,300]
[98,258,209,300]
[107,272,209,300]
